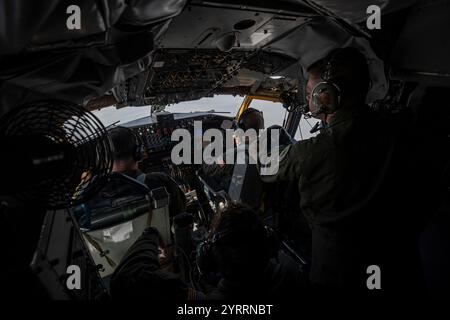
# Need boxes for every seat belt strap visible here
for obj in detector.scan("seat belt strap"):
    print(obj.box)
[136,173,146,184]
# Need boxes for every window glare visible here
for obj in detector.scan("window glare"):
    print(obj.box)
[295,117,320,140]
[93,95,244,127]
[250,100,287,129]
[92,94,319,141]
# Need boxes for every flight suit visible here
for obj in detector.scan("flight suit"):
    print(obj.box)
[207,250,306,300]
[263,105,425,292]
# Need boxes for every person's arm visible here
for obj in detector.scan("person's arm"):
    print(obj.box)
[201,156,235,192]
[112,227,161,278]
[110,227,204,300]
[260,138,315,183]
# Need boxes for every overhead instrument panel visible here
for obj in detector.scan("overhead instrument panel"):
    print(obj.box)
[127,49,297,107]
[109,2,313,108]
[156,3,310,50]
[145,49,250,106]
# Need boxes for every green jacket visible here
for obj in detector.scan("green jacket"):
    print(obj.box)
[263,105,423,290]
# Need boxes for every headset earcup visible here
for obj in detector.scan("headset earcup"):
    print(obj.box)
[312,81,341,114]
[132,132,144,161]
[326,83,341,113]
[237,118,245,131]
[134,143,144,161]
[231,119,239,130]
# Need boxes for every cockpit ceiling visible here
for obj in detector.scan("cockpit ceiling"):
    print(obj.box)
[156,4,309,50]
[115,3,389,107]
[110,2,391,107]
[117,3,309,106]
[0,0,420,114]
[284,0,418,23]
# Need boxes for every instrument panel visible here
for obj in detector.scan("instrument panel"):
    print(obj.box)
[135,124,176,153]
[122,111,233,159]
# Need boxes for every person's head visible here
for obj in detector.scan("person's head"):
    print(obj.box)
[108,126,144,172]
[234,108,265,146]
[305,47,371,122]
[204,203,279,280]
[237,108,265,131]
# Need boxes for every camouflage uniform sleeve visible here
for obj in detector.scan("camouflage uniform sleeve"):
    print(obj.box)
[260,137,316,183]
[200,147,236,191]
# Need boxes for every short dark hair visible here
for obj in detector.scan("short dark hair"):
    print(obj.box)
[307,47,371,101]
[211,203,266,243]
[108,126,138,161]
[239,107,264,131]
[210,203,270,279]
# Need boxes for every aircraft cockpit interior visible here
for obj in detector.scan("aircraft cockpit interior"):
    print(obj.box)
[0,0,449,305]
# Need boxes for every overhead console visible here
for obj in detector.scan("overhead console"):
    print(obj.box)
[112,49,297,107]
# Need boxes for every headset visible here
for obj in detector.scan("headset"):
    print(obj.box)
[311,52,342,115]
[235,108,263,131]
[111,126,145,162]
[129,128,145,161]
[196,224,279,276]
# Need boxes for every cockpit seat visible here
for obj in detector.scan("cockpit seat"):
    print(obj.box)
[72,173,170,279]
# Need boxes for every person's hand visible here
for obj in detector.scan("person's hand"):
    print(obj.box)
[142,226,171,265]
[157,236,173,266]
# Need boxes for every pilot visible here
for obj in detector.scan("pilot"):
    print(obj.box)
[108,126,186,218]
[196,203,305,299]
[233,107,265,142]
[262,47,426,293]
[201,108,265,195]
[107,127,205,299]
